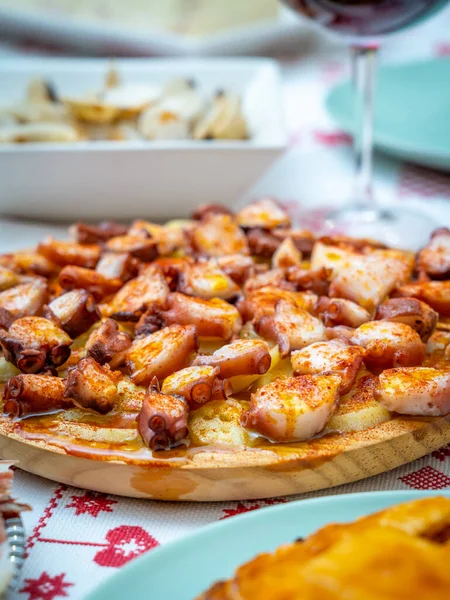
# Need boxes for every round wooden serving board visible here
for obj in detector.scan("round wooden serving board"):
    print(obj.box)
[0,415,449,501]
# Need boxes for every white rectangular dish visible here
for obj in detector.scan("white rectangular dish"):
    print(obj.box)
[0,58,287,221]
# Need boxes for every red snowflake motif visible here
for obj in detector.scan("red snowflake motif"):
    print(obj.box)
[20,572,73,600]
[400,466,450,490]
[66,492,117,517]
[432,444,450,462]
[221,498,286,519]
[313,130,352,147]
[94,525,159,567]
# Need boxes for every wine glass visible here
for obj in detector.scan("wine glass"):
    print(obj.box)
[283,0,449,248]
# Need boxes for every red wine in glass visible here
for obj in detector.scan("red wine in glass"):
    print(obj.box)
[283,0,449,248]
[284,0,448,37]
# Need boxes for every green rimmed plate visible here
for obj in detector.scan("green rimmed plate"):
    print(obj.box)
[326,58,450,171]
[86,490,450,600]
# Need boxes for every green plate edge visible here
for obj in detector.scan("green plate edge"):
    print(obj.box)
[86,490,450,600]
[326,58,450,170]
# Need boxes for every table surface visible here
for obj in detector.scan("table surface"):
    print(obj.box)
[3,8,450,600]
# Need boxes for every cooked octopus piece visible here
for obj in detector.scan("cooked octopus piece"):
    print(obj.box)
[70,221,128,244]
[0,280,48,318]
[0,316,71,373]
[85,319,132,368]
[375,297,438,342]
[106,266,169,321]
[247,228,281,259]
[161,293,242,340]
[37,237,101,268]
[189,213,249,257]
[45,289,100,338]
[104,234,158,262]
[58,266,122,300]
[216,254,258,285]
[236,198,291,230]
[239,286,317,323]
[0,251,57,278]
[0,308,14,330]
[286,266,331,296]
[351,321,426,371]
[394,281,450,317]
[161,365,228,409]
[243,269,293,294]
[64,357,120,414]
[272,228,316,255]
[329,251,413,310]
[325,325,356,342]
[193,339,271,378]
[138,384,189,450]
[192,204,233,220]
[291,339,364,394]
[377,367,450,416]
[126,324,198,386]
[95,251,138,282]
[255,298,326,357]
[177,260,240,300]
[128,220,189,256]
[3,374,69,417]
[314,296,371,328]
[416,228,450,279]
[0,266,21,291]
[272,238,302,269]
[241,373,341,442]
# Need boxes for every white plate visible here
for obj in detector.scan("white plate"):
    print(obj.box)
[0,58,287,221]
[0,6,309,56]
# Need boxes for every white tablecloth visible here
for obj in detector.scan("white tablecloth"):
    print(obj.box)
[3,9,450,599]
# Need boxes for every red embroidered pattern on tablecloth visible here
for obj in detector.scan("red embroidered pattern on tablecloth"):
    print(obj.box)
[397,164,450,199]
[220,498,287,519]
[94,525,159,567]
[400,466,450,490]
[313,130,352,146]
[20,571,73,600]
[66,492,118,517]
[26,484,67,555]
[432,444,450,462]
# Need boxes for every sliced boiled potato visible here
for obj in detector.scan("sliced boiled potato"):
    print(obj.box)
[116,378,146,412]
[0,357,20,383]
[324,373,391,434]
[250,352,292,392]
[198,338,226,355]
[54,420,139,444]
[229,345,281,393]
[325,401,391,434]
[189,398,250,447]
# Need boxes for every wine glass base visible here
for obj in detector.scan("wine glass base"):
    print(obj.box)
[321,204,437,250]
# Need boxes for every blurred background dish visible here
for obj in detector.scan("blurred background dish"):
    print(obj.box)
[0,58,287,221]
[326,57,450,171]
[0,1,311,56]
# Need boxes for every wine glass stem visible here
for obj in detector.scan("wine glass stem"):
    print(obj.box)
[351,44,377,209]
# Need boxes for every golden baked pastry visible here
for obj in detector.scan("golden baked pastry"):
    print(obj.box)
[198,496,450,600]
